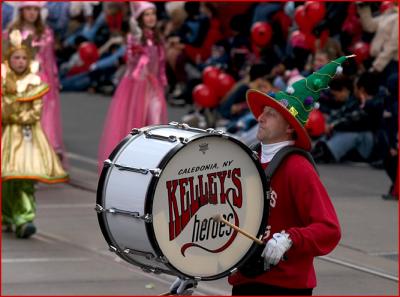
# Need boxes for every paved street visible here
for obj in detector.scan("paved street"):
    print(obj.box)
[2,92,399,295]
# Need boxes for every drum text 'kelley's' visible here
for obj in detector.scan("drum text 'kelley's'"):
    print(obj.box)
[166,168,243,241]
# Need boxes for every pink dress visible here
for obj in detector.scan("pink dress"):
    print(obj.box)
[98,31,168,173]
[32,28,66,159]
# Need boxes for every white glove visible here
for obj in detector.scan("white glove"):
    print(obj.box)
[261,231,292,269]
[169,277,198,295]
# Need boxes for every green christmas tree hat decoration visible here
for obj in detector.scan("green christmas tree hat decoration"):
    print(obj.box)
[247,55,355,151]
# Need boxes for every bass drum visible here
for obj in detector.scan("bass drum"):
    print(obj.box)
[96,123,269,280]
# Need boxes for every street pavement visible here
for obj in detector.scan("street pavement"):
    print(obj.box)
[2,92,399,295]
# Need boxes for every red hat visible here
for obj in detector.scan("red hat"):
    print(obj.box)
[247,89,312,150]
[247,55,355,151]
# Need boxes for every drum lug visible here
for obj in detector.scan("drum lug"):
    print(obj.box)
[149,168,162,177]
[157,256,169,264]
[170,121,207,133]
[206,128,225,135]
[142,214,153,223]
[141,266,163,274]
[141,267,152,273]
[144,130,177,143]
[123,248,155,260]
[109,245,117,253]
[112,163,162,177]
[103,159,112,167]
[95,204,105,213]
[230,267,238,274]
[95,204,153,223]
[130,128,141,135]
[251,151,259,160]
[169,121,189,129]
[179,137,189,144]
[265,189,272,201]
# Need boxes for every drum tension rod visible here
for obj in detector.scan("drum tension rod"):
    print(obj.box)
[103,160,162,177]
[123,248,156,260]
[114,163,162,177]
[144,131,177,142]
[169,121,208,133]
[95,204,152,223]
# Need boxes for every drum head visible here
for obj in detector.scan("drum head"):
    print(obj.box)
[149,135,268,279]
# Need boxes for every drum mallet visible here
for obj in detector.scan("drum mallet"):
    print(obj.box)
[212,214,264,245]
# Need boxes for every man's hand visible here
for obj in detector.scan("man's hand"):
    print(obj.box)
[261,231,292,269]
[169,277,198,295]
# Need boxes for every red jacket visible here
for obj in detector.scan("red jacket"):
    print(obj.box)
[228,154,341,289]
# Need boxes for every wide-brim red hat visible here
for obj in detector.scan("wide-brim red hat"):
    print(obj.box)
[246,56,355,152]
[247,89,312,151]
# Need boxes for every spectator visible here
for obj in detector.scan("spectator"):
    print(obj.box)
[312,71,384,163]
[381,73,398,200]
[318,74,353,114]
[218,62,274,121]
[357,2,398,78]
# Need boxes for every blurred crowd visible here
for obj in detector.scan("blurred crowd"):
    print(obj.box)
[2,1,398,200]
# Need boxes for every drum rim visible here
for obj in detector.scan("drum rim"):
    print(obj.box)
[144,131,270,280]
[96,132,133,248]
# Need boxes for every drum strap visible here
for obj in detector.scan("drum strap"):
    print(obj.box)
[250,143,318,190]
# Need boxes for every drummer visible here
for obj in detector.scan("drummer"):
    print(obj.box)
[170,56,351,295]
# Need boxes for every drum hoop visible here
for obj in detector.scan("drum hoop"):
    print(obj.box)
[97,133,153,269]
[144,132,270,280]
[96,132,134,251]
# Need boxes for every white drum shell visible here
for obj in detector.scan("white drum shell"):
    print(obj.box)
[100,127,202,271]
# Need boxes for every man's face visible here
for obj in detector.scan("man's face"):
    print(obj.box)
[256,106,293,144]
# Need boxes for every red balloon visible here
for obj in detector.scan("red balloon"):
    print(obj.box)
[319,29,329,49]
[380,1,394,13]
[79,42,99,65]
[290,30,318,52]
[202,66,221,89]
[192,84,219,108]
[217,73,236,98]
[351,41,370,65]
[306,110,326,137]
[304,32,316,52]
[304,1,326,27]
[273,10,292,39]
[251,22,272,47]
[294,5,312,33]
[290,30,308,49]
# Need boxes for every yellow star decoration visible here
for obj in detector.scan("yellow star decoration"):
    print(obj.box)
[289,106,298,117]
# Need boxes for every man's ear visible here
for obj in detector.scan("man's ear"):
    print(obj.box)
[286,125,295,134]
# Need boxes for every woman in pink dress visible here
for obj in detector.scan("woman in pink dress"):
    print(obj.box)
[98,2,168,172]
[6,2,67,167]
